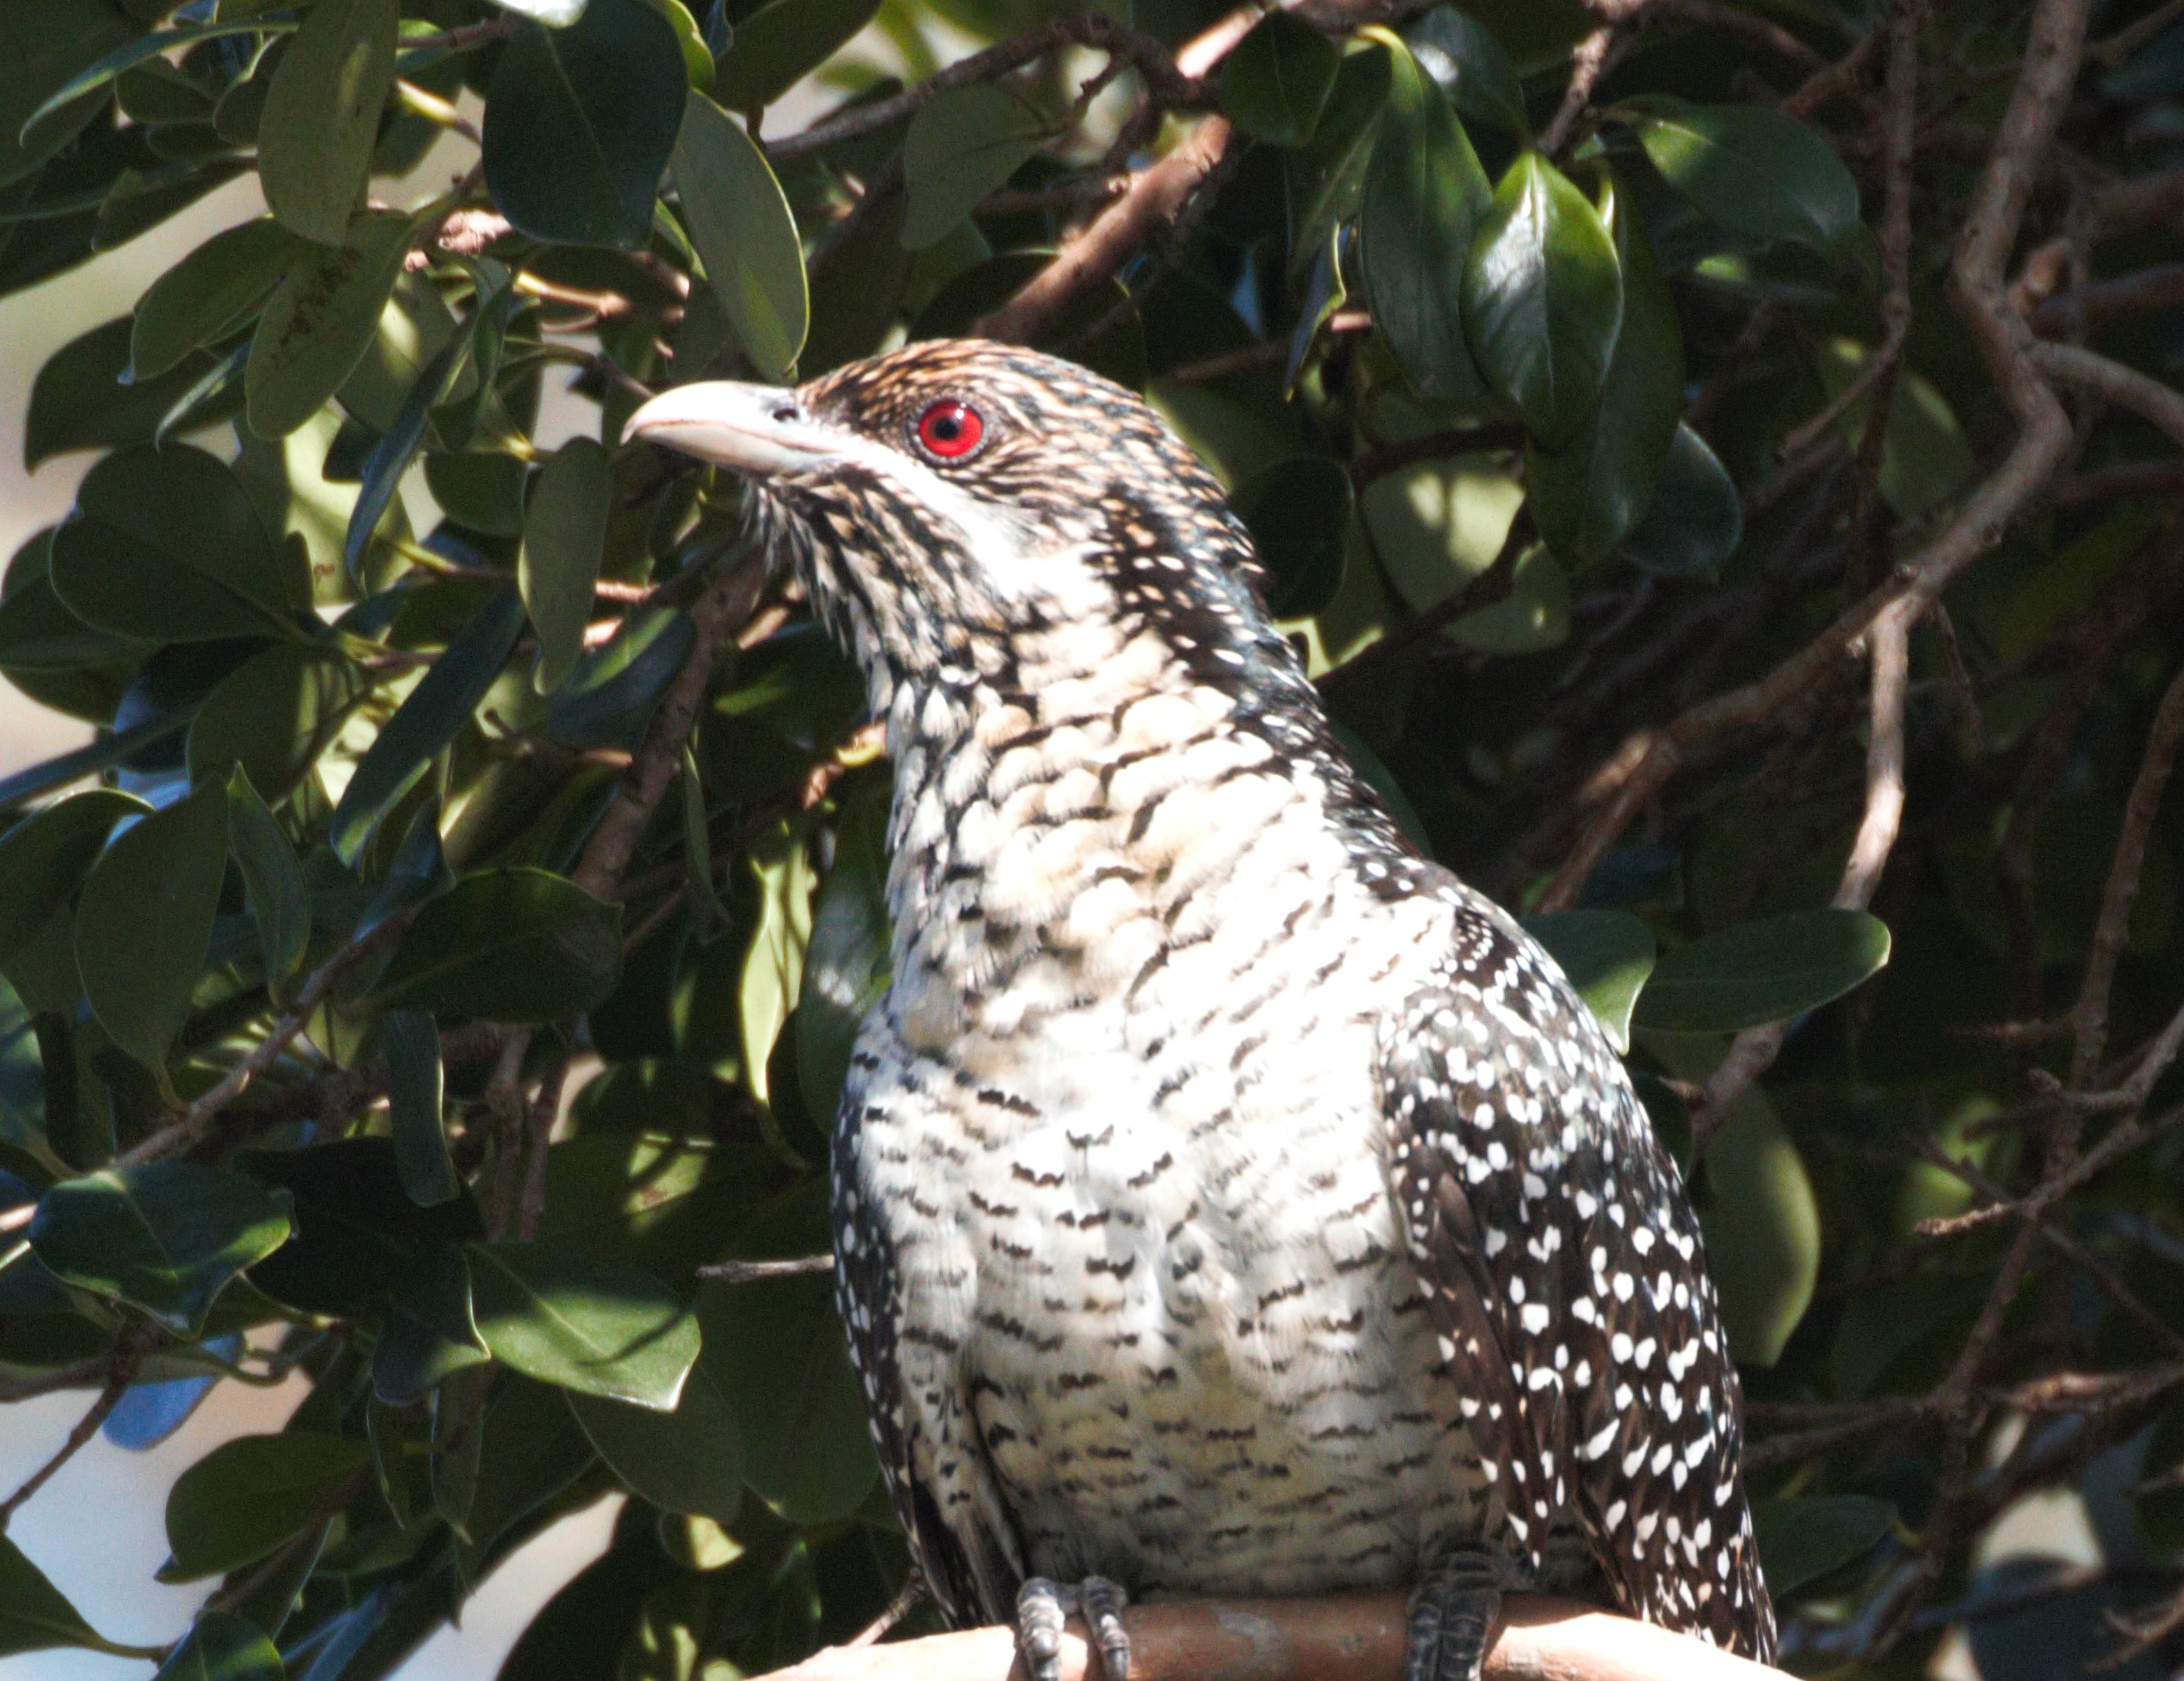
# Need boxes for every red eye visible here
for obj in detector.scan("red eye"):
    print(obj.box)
[916,400,984,459]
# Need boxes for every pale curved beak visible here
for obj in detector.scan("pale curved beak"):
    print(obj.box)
[625,380,836,477]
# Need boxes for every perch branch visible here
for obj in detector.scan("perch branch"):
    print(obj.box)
[751,1595,1784,1681]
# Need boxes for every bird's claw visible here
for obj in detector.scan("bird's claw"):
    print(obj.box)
[1404,1546,1502,1681]
[1014,1576,1131,1681]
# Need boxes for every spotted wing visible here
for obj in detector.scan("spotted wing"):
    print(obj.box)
[1380,889,1776,1660]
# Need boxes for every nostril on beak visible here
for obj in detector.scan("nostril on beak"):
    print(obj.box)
[774,406,797,424]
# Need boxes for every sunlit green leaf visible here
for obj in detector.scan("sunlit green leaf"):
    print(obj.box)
[1695,1087,1820,1365]
[151,1613,283,1681]
[1624,94,1860,252]
[1405,7,1529,138]
[30,1162,292,1336]
[797,795,889,1128]
[470,1241,700,1408]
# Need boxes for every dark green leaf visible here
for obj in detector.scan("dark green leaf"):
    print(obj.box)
[385,1009,456,1207]
[151,1613,283,1681]
[470,1240,700,1408]
[714,0,879,109]
[565,1353,744,1524]
[425,450,529,538]
[520,436,612,694]
[259,0,398,246]
[226,770,310,1003]
[0,3,136,189]
[328,587,526,865]
[245,209,414,440]
[1290,48,1391,277]
[547,605,694,750]
[19,23,278,140]
[1522,908,1656,1053]
[49,445,296,644]
[29,1162,292,1336]
[1405,7,1529,138]
[372,1240,490,1406]
[370,868,623,1022]
[344,328,475,582]
[0,1534,132,1658]
[1221,11,1341,147]
[187,643,371,804]
[73,777,229,1078]
[703,1272,878,1521]
[902,83,1049,251]
[1233,456,1351,617]
[1625,95,1861,252]
[672,94,808,382]
[0,788,142,968]
[1754,1495,1896,1596]
[1462,152,1621,447]
[26,318,228,467]
[1634,908,1891,1033]
[0,714,186,818]
[162,1432,370,1582]
[1617,422,1741,576]
[1527,180,1682,566]
[131,219,303,384]
[1360,37,1491,403]
[484,0,690,250]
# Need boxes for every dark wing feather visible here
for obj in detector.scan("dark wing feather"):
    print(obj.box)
[1381,885,1776,1661]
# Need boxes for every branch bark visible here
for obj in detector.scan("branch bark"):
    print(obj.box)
[752,1596,1785,1681]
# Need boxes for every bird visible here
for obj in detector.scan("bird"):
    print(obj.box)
[627,339,1777,1681]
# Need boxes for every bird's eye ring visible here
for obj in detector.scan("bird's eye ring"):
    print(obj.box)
[915,399,984,461]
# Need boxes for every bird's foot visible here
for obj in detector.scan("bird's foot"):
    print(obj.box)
[1014,1576,1130,1681]
[1405,1547,1503,1681]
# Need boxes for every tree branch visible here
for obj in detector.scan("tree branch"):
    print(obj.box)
[750,1596,1785,1681]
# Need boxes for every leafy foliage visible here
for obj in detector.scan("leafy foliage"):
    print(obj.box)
[0,0,2179,1677]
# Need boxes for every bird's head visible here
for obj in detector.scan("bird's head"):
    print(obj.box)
[627,340,1276,699]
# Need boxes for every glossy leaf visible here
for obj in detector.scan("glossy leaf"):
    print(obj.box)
[713,0,880,110]
[1233,456,1351,618]
[0,1535,128,1659]
[1221,11,1341,147]
[131,219,303,384]
[226,770,310,1003]
[29,1162,292,1336]
[370,868,623,1022]
[565,1351,744,1524]
[520,437,611,693]
[1634,908,1892,1034]
[151,1614,283,1681]
[1290,48,1391,277]
[1754,1495,1896,1596]
[245,210,415,440]
[163,1432,371,1581]
[1617,423,1743,577]
[469,1241,700,1408]
[1625,95,1861,252]
[488,0,589,19]
[1462,152,1621,447]
[49,445,297,643]
[546,604,695,750]
[328,587,526,865]
[902,82,1049,251]
[1528,181,1683,566]
[371,1240,490,1406]
[1405,7,1529,138]
[384,1009,457,1207]
[1522,909,1656,1054]
[672,94,808,382]
[259,0,399,246]
[483,0,689,250]
[1360,37,1490,403]
[74,777,229,1078]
